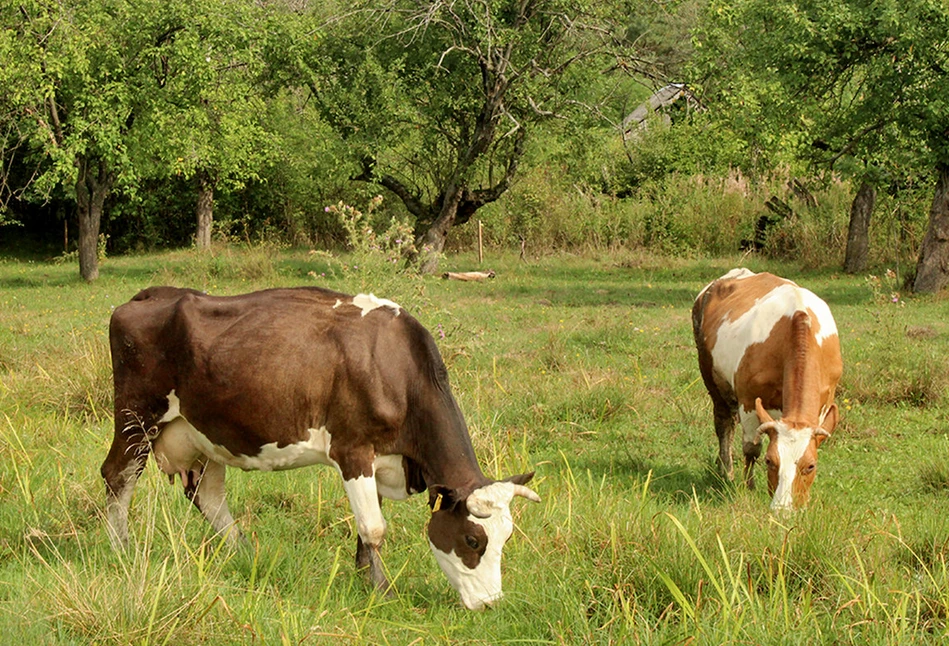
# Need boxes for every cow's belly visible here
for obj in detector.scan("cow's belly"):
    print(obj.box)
[154,416,337,473]
[153,416,410,499]
[153,391,410,497]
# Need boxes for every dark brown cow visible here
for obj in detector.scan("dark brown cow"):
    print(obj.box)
[692,269,842,510]
[101,286,539,610]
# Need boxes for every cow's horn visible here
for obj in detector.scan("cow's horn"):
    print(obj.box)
[512,485,541,503]
[754,397,774,424]
[756,421,780,439]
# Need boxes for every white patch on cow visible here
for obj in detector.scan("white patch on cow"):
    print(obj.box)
[373,454,410,500]
[695,267,755,301]
[801,289,838,344]
[343,474,386,545]
[158,390,182,423]
[430,481,517,611]
[155,393,340,472]
[770,422,814,511]
[720,267,756,282]
[156,392,410,497]
[351,293,401,317]
[333,298,343,309]
[711,283,804,389]
[707,274,838,388]
[711,280,838,392]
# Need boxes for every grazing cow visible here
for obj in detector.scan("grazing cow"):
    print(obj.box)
[692,269,842,510]
[101,286,540,610]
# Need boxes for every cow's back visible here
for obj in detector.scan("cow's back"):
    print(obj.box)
[111,286,436,460]
[693,269,841,411]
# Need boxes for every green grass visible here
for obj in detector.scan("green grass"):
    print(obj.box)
[2,247,949,643]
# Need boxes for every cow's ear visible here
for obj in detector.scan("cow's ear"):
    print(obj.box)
[820,403,839,435]
[428,484,456,513]
[503,472,535,486]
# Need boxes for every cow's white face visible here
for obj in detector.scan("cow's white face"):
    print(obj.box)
[756,399,834,511]
[427,481,529,610]
[764,422,818,511]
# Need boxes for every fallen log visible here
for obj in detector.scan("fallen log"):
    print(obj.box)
[442,270,497,282]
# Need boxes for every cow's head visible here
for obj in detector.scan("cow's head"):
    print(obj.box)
[427,473,540,610]
[755,398,837,511]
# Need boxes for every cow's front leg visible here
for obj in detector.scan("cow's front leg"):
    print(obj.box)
[186,460,242,547]
[355,494,383,571]
[740,407,763,490]
[341,471,391,594]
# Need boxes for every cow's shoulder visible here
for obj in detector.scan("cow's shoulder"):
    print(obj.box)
[129,286,205,303]
[110,286,201,339]
[704,270,797,323]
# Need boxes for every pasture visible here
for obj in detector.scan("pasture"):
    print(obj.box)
[1,247,948,644]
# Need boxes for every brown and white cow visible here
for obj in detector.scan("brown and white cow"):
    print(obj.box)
[692,268,842,510]
[101,286,539,610]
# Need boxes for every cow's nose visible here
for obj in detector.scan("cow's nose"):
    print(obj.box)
[463,591,503,611]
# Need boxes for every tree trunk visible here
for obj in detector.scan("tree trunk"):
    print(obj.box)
[912,165,949,293]
[195,169,214,250]
[75,156,113,282]
[417,186,464,274]
[843,180,876,274]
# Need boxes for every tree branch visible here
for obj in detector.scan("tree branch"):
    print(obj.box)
[353,156,432,221]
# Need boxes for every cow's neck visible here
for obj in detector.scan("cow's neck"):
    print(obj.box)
[780,310,824,426]
[411,395,488,494]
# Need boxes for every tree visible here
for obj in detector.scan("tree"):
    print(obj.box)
[693,0,949,290]
[1,0,142,280]
[281,0,641,273]
[0,0,275,278]
[136,0,275,250]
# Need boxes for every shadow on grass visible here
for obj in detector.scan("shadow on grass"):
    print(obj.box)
[556,449,747,508]
[0,259,162,291]
[618,456,745,506]
[0,270,84,289]
[98,263,165,286]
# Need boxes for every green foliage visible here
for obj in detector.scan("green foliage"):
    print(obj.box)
[149,244,285,289]
[330,196,417,270]
[316,196,424,300]
[691,0,949,177]
[457,165,908,265]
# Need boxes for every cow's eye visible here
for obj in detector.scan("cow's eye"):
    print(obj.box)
[464,535,480,550]
[801,464,816,475]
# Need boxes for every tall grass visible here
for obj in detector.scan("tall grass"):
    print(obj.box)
[1,250,949,643]
[451,167,927,273]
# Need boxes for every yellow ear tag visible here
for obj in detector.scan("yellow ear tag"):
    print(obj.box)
[432,493,443,513]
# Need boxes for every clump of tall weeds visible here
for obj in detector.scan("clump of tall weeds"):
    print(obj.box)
[311,196,423,305]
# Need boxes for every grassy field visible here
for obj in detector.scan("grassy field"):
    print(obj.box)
[1,247,948,644]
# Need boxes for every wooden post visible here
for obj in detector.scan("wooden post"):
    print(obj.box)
[478,220,483,265]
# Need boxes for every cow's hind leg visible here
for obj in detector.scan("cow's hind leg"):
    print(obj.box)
[101,420,151,550]
[341,472,391,594]
[185,460,242,547]
[713,401,737,481]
